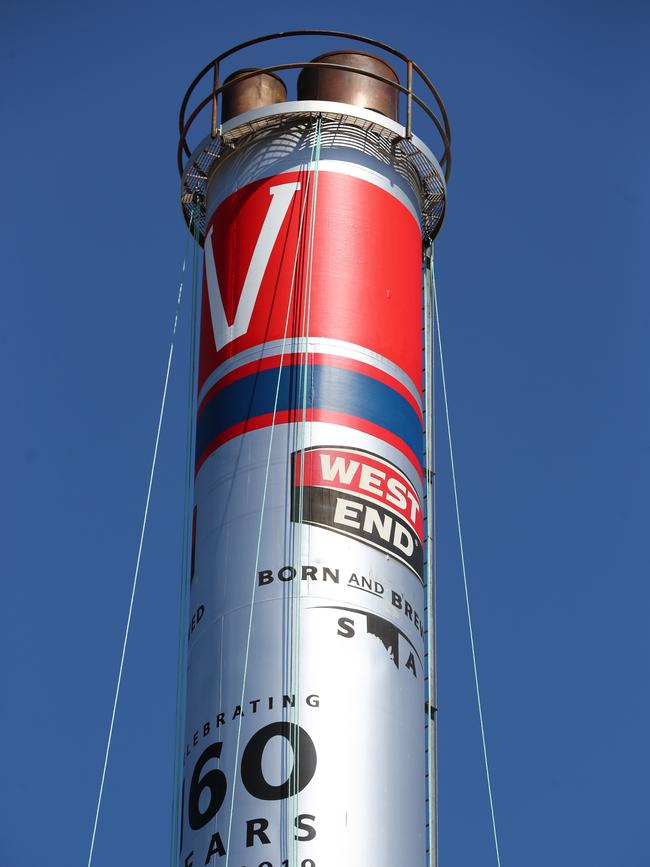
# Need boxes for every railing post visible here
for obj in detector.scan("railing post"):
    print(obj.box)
[406,59,413,139]
[211,61,220,138]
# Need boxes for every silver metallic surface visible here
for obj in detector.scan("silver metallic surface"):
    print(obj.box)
[181,126,428,866]
[186,423,426,866]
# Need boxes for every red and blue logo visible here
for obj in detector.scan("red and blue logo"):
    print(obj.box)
[196,168,424,478]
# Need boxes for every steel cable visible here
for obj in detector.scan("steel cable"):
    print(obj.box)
[289,115,322,867]
[423,250,438,867]
[429,246,503,867]
[86,240,192,867]
[223,122,321,867]
[169,211,200,866]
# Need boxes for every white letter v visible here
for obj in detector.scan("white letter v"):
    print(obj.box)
[204,181,300,352]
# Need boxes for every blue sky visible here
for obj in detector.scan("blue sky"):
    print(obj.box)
[1,1,649,865]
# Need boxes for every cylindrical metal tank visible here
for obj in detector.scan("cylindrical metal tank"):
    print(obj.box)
[297,51,400,119]
[178,40,449,867]
[221,68,287,123]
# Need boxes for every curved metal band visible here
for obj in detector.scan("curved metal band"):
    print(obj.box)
[198,338,424,410]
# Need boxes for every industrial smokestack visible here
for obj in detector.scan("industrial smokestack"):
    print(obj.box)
[177,32,449,867]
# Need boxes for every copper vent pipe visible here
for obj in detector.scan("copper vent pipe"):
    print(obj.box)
[221,68,287,123]
[297,51,399,121]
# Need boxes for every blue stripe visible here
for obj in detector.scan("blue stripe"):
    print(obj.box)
[196,364,423,463]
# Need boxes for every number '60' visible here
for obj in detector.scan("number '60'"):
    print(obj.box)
[189,722,317,831]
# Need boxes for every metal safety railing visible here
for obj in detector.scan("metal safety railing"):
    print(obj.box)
[178,30,452,183]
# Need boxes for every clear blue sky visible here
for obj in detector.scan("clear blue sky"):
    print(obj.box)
[1,1,648,865]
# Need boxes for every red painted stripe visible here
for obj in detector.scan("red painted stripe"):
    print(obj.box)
[195,409,424,482]
[198,170,423,392]
[197,353,422,420]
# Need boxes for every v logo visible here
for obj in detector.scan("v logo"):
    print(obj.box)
[204,181,301,351]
